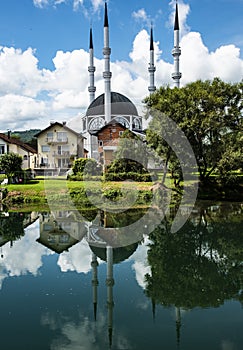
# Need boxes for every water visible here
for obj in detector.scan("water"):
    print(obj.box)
[0,201,242,350]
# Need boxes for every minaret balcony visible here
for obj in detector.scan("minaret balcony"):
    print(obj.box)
[103,71,112,79]
[88,66,96,73]
[172,47,181,56]
[172,72,182,80]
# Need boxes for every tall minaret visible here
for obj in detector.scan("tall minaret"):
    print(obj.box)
[171,1,182,88]
[148,26,156,93]
[88,27,96,103]
[103,2,112,123]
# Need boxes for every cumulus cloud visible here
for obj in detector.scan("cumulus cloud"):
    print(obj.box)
[0,0,242,131]
[132,8,151,28]
[33,0,104,12]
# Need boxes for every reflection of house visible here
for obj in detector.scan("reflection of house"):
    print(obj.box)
[0,132,37,169]
[35,122,85,172]
[37,211,86,254]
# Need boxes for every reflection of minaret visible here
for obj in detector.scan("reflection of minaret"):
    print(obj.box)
[88,27,96,103]
[175,307,181,348]
[103,1,112,123]
[171,1,182,88]
[91,253,99,321]
[148,25,156,93]
[106,245,114,348]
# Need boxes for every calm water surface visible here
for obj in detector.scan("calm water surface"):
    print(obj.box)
[0,201,242,350]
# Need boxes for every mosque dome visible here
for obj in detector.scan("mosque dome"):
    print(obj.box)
[89,242,139,264]
[86,91,138,117]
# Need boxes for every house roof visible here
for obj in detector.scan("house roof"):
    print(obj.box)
[34,122,85,138]
[0,133,37,154]
[89,121,127,136]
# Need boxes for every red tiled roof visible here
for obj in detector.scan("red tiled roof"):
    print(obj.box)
[0,133,37,154]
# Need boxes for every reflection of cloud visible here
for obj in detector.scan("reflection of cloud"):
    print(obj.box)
[221,340,235,350]
[129,236,151,289]
[0,220,53,289]
[57,239,101,273]
[41,310,132,350]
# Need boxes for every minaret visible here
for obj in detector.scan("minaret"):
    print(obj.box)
[91,253,99,321]
[103,2,112,123]
[106,246,114,348]
[88,27,96,103]
[148,26,156,93]
[171,1,182,88]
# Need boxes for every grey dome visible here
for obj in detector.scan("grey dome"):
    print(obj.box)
[86,92,138,116]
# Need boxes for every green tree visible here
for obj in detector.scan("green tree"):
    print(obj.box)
[106,129,149,177]
[0,153,23,182]
[144,78,243,187]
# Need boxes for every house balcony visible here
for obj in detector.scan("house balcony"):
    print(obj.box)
[52,151,77,158]
[46,137,68,144]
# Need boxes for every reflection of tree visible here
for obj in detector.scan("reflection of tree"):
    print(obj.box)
[145,203,243,310]
[0,212,26,242]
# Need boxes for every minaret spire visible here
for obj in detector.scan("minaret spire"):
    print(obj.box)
[106,246,114,348]
[148,25,156,93]
[171,1,182,88]
[88,26,96,103]
[103,1,112,123]
[91,253,99,321]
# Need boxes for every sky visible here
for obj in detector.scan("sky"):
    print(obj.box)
[0,0,242,132]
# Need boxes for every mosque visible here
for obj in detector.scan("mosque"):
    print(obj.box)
[81,1,182,159]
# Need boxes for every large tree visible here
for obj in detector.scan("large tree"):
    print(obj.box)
[144,78,243,187]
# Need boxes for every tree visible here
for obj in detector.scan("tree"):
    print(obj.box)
[105,129,150,178]
[144,78,243,187]
[0,153,23,182]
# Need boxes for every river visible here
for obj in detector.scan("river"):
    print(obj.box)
[0,201,242,349]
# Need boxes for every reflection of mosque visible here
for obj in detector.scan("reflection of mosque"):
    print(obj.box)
[36,209,184,348]
[37,209,141,347]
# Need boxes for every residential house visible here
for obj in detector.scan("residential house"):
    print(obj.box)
[0,133,37,169]
[35,122,85,172]
[90,121,127,166]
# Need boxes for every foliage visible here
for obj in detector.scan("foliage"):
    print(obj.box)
[144,78,243,188]
[105,129,152,181]
[72,158,101,176]
[145,202,243,309]
[0,153,23,182]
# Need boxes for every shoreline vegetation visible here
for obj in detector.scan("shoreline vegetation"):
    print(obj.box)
[1,174,242,212]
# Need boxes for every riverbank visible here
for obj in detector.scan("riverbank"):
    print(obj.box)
[1,176,242,211]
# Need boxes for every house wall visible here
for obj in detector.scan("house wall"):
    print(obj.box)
[37,124,84,168]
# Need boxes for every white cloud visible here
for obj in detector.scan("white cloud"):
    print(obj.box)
[1,0,243,132]
[33,0,104,13]
[132,8,151,28]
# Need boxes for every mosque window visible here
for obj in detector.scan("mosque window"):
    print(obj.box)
[89,117,105,130]
[114,117,129,128]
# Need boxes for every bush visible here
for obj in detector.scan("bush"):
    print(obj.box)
[104,172,156,182]
[72,158,101,176]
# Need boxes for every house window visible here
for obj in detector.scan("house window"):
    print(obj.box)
[41,145,50,152]
[99,141,103,147]
[46,132,53,142]
[23,155,28,160]
[119,131,124,136]
[57,132,67,142]
[0,144,5,154]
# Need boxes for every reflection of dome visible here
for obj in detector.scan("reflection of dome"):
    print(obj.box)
[86,92,138,116]
[89,242,138,264]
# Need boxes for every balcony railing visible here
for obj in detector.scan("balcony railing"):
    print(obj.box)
[46,137,68,144]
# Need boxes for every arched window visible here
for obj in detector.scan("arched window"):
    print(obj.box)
[114,117,129,128]
[89,117,105,130]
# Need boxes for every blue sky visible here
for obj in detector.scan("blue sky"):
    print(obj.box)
[0,0,242,131]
